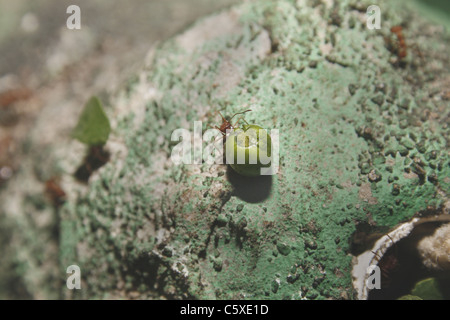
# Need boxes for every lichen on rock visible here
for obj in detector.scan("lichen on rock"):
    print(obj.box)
[0,0,449,300]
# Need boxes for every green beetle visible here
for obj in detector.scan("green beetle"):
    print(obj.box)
[213,110,272,177]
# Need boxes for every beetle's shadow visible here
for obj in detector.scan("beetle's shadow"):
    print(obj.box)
[226,166,272,203]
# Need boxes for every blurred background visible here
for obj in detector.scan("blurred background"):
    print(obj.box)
[0,0,242,77]
[0,0,449,300]
[0,0,241,189]
[0,0,449,78]
[0,0,242,299]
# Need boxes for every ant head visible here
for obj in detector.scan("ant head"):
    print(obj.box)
[213,109,252,135]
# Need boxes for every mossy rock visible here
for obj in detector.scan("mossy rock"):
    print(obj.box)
[0,0,449,300]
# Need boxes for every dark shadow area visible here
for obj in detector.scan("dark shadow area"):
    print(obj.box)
[122,250,195,300]
[350,222,390,256]
[226,166,272,203]
[368,220,450,300]
[74,145,110,183]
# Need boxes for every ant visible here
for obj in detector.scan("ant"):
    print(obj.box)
[206,109,252,159]
[388,25,424,64]
[0,87,32,108]
[390,26,407,59]
[211,109,252,136]
[45,177,66,207]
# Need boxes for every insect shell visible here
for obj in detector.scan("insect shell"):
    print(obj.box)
[213,110,272,177]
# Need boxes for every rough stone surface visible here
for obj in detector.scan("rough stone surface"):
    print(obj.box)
[0,0,449,299]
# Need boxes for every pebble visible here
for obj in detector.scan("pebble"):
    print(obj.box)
[392,183,401,196]
[401,137,415,150]
[271,279,280,293]
[213,258,223,272]
[428,173,438,184]
[162,247,173,257]
[348,84,357,96]
[368,169,382,182]
[216,214,228,226]
[305,239,318,250]
[277,242,291,256]
[371,93,385,106]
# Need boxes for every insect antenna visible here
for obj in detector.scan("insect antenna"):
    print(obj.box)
[228,109,252,122]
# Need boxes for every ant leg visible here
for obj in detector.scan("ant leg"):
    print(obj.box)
[233,116,244,129]
[206,123,217,130]
[207,130,225,153]
[233,116,250,129]
[228,109,252,123]
[386,234,394,244]
[218,111,228,124]
[371,250,382,263]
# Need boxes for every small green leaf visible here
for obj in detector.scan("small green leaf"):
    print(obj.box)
[398,295,422,300]
[72,96,111,146]
[411,278,444,300]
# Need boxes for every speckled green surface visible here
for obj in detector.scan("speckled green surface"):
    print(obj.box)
[1,0,449,299]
